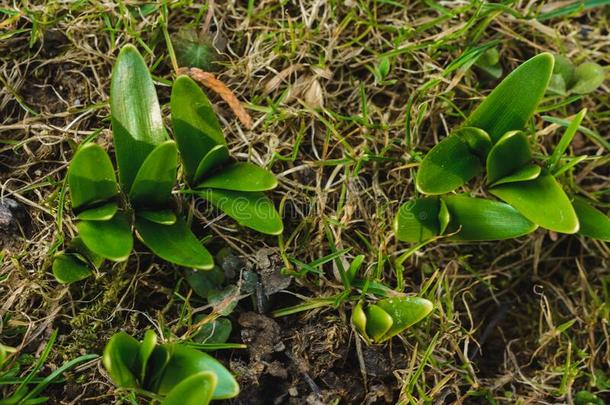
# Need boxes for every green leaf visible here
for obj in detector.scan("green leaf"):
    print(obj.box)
[194,145,230,184]
[129,141,178,209]
[455,127,492,159]
[197,162,278,192]
[548,109,586,172]
[135,217,214,270]
[571,62,605,94]
[162,371,216,405]
[475,48,502,79]
[465,53,554,143]
[52,253,92,284]
[198,189,283,235]
[351,301,368,340]
[68,143,118,210]
[416,134,482,194]
[171,75,226,181]
[154,344,239,400]
[394,197,440,242]
[77,212,133,261]
[76,201,118,221]
[136,209,177,225]
[102,332,141,388]
[486,131,532,184]
[111,45,168,191]
[489,164,541,187]
[443,195,537,241]
[573,197,610,241]
[138,330,157,383]
[490,171,579,233]
[69,236,104,267]
[192,318,232,344]
[375,297,433,342]
[364,305,393,342]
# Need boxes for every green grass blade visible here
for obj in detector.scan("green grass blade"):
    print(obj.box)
[548,109,586,172]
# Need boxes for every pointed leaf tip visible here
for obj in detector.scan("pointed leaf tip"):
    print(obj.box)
[466,53,554,143]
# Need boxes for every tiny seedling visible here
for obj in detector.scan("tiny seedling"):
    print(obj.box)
[547,54,605,96]
[474,47,502,79]
[396,53,610,243]
[351,297,433,343]
[53,45,213,284]
[102,330,239,404]
[273,251,433,344]
[171,75,283,235]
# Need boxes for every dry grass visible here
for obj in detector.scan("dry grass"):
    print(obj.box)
[0,1,609,403]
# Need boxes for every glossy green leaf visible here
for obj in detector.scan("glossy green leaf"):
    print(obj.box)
[102,332,141,388]
[137,209,177,225]
[198,189,283,235]
[416,135,482,194]
[194,144,230,183]
[571,62,605,94]
[138,330,157,382]
[351,301,368,340]
[466,53,554,143]
[490,171,579,233]
[442,195,537,241]
[394,197,440,242]
[111,45,168,191]
[162,371,216,405]
[197,162,278,192]
[364,305,393,342]
[52,253,92,284]
[548,109,586,173]
[486,131,532,184]
[77,212,133,261]
[375,297,433,342]
[489,164,541,187]
[155,345,239,400]
[171,75,226,181]
[135,217,214,270]
[455,127,492,159]
[68,143,118,210]
[76,201,118,221]
[69,236,104,267]
[129,141,178,209]
[573,197,610,241]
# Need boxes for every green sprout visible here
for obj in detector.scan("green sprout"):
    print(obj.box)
[547,54,605,96]
[102,330,239,404]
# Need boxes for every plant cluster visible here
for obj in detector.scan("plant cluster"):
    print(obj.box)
[395,53,610,243]
[52,45,282,284]
[103,331,239,404]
